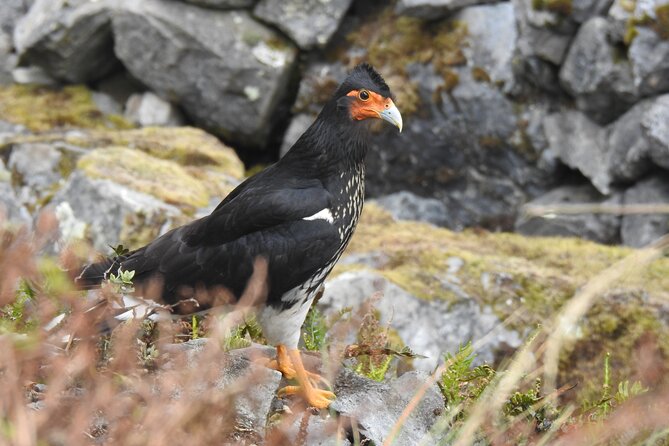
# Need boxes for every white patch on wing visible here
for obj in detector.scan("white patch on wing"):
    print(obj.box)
[303,208,334,224]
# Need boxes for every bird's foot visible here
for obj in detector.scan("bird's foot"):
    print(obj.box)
[278,385,335,409]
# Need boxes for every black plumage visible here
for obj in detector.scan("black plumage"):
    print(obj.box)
[77,63,401,351]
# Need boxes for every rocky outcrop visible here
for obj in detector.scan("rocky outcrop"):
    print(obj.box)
[112,0,297,148]
[14,0,118,83]
[125,92,185,128]
[515,184,622,244]
[621,176,669,247]
[372,191,451,227]
[559,17,637,123]
[396,0,499,18]
[319,270,522,370]
[254,0,353,50]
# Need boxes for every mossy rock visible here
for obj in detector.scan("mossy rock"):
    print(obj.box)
[97,127,245,177]
[1,127,245,193]
[338,205,669,397]
[77,147,210,210]
[343,8,468,116]
[0,84,132,132]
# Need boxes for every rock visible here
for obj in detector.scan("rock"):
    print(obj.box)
[606,99,653,182]
[512,0,574,65]
[161,340,281,443]
[543,110,610,194]
[254,0,353,49]
[515,183,622,244]
[455,2,517,93]
[11,65,57,85]
[0,32,15,84]
[0,0,28,34]
[0,159,29,225]
[559,17,637,123]
[642,94,669,169]
[320,271,522,370]
[621,175,669,248]
[7,142,65,210]
[331,368,444,446]
[279,113,314,157]
[372,191,450,226]
[621,176,669,247]
[93,71,145,111]
[14,0,119,83]
[113,0,297,148]
[50,171,181,251]
[182,0,257,8]
[442,68,517,141]
[91,91,122,116]
[628,28,669,97]
[396,0,498,18]
[125,92,185,127]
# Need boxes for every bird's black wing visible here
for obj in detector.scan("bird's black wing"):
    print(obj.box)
[101,172,341,307]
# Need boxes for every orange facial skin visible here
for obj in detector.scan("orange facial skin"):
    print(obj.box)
[346,89,396,121]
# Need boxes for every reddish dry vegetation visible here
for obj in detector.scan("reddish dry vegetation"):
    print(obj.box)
[2,215,669,446]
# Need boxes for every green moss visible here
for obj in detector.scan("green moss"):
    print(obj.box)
[337,204,669,401]
[338,203,669,320]
[101,127,245,177]
[0,84,133,132]
[77,146,210,210]
[471,67,491,83]
[532,0,573,16]
[655,3,669,39]
[343,8,468,115]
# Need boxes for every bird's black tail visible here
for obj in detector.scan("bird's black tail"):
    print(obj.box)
[74,256,123,289]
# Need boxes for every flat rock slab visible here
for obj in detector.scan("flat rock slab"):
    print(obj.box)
[113,0,297,148]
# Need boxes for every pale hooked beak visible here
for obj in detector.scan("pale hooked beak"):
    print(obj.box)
[378,101,403,133]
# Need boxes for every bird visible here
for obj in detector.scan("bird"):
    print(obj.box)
[75,63,403,408]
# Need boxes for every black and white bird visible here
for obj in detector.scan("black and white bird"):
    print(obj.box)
[76,63,402,408]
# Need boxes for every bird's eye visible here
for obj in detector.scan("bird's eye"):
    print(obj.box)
[358,90,370,101]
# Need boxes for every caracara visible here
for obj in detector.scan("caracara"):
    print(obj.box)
[77,63,402,408]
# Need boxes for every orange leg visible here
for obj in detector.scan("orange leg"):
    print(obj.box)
[266,344,297,379]
[277,348,335,409]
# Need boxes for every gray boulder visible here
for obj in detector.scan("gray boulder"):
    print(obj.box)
[254,0,353,50]
[606,99,653,182]
[455,2,517,93]
[396,0,498,18]
[0,0,28,36]
[331,369,445,446]
[512,0,574,65]
[125,92,185,127]
[621,175,669,247]
[8,143,66,211]
[182,0,257,8]
[280,113,314,157]
[559,17,637,123]
[642,94,669,169]
[0,159,29,225]
[628,28,669,96]
[50,171,181,251]
[14,0,118,83]
[113,0,297,148]
[320,271,522,371]
[372,191,450,227]
[515,183,622,244]
[543,110,610,194]
[161,340,281,443]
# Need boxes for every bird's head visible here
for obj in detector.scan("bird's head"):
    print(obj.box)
[335,64,403,133]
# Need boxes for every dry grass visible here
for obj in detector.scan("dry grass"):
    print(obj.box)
[2,212,669,445]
